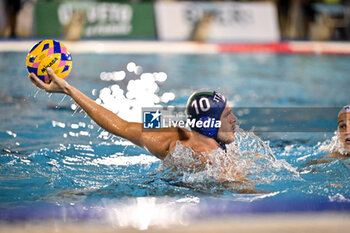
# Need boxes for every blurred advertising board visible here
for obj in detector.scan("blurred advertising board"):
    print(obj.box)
[155,1,280,42]
[34,2,156,39]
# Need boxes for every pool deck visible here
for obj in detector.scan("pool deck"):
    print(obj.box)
[2,40,350,54]
[1,213,349,233]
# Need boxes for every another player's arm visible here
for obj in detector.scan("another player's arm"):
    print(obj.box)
[29,68,178,159]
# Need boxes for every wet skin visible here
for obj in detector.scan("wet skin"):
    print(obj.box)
[338,113,350,151]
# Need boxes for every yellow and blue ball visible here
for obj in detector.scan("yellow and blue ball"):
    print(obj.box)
[26,40,73,83]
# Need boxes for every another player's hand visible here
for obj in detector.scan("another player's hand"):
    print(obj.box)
[29,67,70,94]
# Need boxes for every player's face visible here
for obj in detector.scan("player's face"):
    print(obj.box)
[216,104,237,144]
[338,113,350,150]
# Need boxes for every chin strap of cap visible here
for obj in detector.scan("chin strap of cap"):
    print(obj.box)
[218,141,227,152]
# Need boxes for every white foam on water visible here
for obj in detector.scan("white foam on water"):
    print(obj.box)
[319,131,350,155]
[233,191,281,202]
[91,154,160,167]
[329,193,350,202]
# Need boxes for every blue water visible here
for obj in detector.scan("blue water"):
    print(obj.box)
[1,52,350,227]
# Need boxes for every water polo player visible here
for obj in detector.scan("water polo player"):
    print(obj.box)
[29,68,237,161]
[338,105,350,151]
[186,90,237,152]
[324,105,350,159]
[306,105,350,167]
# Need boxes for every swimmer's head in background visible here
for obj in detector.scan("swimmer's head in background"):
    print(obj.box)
[337,105,350,153]
[186,89,227,138]
[338,105,350,118]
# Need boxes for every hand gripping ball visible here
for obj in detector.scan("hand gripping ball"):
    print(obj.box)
[26,40,73,83]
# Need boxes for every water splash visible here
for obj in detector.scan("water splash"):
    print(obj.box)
[319,131,350,155]
[33,89,41,98]
[232,126,275,161]
[57,95,67,107]
[230,126,299,182]
[329,193,350,203]
[71,103,80,116]
[159,127,299,194]
[6,130,17,138]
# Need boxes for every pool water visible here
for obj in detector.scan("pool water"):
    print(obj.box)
[0,52,350,227]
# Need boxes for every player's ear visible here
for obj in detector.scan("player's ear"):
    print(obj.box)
[178,127,190,140]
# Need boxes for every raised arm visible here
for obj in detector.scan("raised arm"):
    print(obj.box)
[29,68,178,159]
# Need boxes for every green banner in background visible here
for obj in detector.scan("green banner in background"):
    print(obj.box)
[34,2,62,38]
[34,1,156,39]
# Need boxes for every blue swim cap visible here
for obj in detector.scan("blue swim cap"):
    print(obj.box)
[186,89,227,138]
